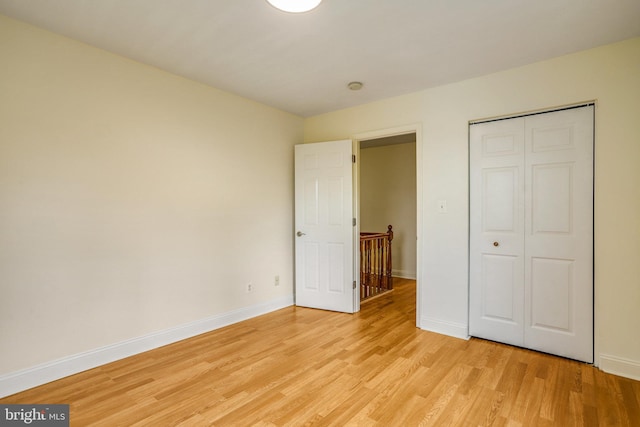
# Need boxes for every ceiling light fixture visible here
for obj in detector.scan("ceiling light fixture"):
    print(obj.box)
[266,0,322,13]
[348,81,364,91]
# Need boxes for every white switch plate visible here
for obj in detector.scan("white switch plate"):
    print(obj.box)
[437,200,447,213]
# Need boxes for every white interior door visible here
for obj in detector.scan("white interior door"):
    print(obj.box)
[295,140,355,313]
[523,107,594,362]
[469,117,526,347]
[470,105,594,363]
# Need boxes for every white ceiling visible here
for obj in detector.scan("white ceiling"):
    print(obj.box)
[1,0,639,117]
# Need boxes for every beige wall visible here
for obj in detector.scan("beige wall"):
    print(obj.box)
[360,143,417,278]
[305,38,640,377]
[0,15,302,375]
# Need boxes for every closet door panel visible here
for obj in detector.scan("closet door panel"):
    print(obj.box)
[524,106,594,363]
[470,105,593,363]
[469,118,525,346]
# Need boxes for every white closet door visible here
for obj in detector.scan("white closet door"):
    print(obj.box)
[469,117,525,346]
[469,106,593,363]
[524,107,593,362]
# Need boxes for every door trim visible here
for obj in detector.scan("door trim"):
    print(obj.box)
[469,101,596,125]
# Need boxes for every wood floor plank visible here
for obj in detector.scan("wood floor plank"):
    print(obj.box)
[1,278,639,426]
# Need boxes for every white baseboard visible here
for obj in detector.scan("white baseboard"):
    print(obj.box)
[419,316,470,340]
[0,296,294,398]
[392,269,417,280]
[599,354,640,381]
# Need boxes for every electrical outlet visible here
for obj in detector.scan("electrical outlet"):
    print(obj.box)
[275,275,280,286]
[246,282,253,293]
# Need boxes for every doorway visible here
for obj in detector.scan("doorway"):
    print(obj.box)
[293,125,421,322]
[355,127,419,317]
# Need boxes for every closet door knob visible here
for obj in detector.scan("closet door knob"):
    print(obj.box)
[297,231,306,237]
[493,241,499,247]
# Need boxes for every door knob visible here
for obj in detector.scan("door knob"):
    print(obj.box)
[493,241,499,247]
[297,231,306,237]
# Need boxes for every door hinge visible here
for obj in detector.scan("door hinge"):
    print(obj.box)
[352,154,356,163]
[353,280,356,289]
[353,218,356,226]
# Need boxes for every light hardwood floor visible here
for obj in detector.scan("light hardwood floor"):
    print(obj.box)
[2,278,639,426]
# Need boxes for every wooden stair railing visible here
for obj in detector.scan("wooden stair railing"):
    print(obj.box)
[360,225,393,301]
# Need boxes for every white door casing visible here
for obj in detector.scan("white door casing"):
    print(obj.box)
[469,105,594,363]
[294,140,355,313]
